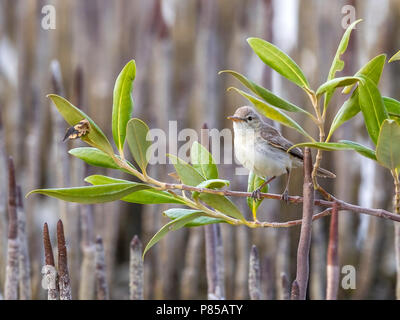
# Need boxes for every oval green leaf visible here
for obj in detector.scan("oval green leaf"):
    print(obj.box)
[190,141,218,180]
[316,76,362,97]
[27,183,151,204]
[85,174,185,205]
[358,76,389,145]
[389,49,400,63]
[112,60,136,154]
[126,118,152,173]
[168,154,205,186]
[376,119,400,169]
[47,94,114,155]
[247,37,309,89]
[192,179,230,200]
[164,208,226,227]
[69,147,120,169]
[219,70,311,116]
[143,211,203,257]
[199,193,244,221]
[247,171,268,212]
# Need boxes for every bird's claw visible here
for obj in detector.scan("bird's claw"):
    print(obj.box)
[251,189,262,201]
[281,190,289,203]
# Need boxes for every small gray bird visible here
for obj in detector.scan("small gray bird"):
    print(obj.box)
[228,106,335,201]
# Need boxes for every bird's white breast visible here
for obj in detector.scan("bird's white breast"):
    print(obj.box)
[233,124,295,178]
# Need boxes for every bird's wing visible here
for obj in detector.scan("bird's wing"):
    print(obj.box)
[260,127,304,160]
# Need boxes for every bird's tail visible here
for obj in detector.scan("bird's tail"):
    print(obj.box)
[316,167,336,179]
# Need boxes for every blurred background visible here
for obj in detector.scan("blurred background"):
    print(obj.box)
[1,0,400,300]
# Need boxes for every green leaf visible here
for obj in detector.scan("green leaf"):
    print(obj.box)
[199,193,245,221]
[190,141,218,180]
[143,211,203,257]
[289,141,376,161]
[126,118,152,173]
[342,54,386,94]
[316,76,362,97]
[247,172,268,212]
[47,94,114,155]
[376,119,400,169]
[192,179,230,200]
[69,147,120,169]
[389,49,400,63]
[247,37,309,89]
[324,19,362,106]
[327,90,360,141]
[27,183,151,204]
[229,87,314,141]
[85,175,185,205]
[168,154,205,186]
[219,70,312,116]
[112,60,136,154]
[383,97,400,116]
[164,208,226,227]
[327,55,386,140]
[358,76,389,145]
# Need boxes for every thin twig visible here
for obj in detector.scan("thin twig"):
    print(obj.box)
[326,202,339,300]
[295,148,314,300]
[248,245,262,300]
[95,236,109,300]
[4,157,19,300]
[43,223,58,300]
[129,235,144,300]
[16,186,31,299]
[57,220,72,300]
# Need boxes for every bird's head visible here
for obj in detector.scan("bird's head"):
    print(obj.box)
[227,106,262,130]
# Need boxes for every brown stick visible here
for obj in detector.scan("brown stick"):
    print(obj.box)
[57,220,72,300]
[295,148,314,300]
[326,202,339,300]
[4,157,19,300]
[16,186,31,299]
[248,245,262,300]
[95,236,109,300]
[129,235,144,300]
[43,223,58,300]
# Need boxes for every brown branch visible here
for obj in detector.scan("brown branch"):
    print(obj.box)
[295,148,314,300]
[248,245,262,300]
[43,223,58,300]
[95,236,109,300]
[57,220,72,300]
[160,182,400,224]
[326,202,339,300]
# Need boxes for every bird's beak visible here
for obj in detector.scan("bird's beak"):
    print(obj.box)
[227,116,244,122]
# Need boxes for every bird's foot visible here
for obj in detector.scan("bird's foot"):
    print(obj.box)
[251,188,262,201]
[281,190,289,203]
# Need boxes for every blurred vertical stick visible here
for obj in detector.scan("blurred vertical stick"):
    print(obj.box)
[0,110,7,288]
[43,223,58,300]
[95,236,109,300]
[4,157,19,300]
[57,220,72,300]
[392,169,400,299]
[130,235,144,300]
[262,255,274,299]
[280,272,290,300]
[16,186,31,299]
[295,148,314,300]
[326,202,339,300]
[248,245,262,300]
[202,124,225,300]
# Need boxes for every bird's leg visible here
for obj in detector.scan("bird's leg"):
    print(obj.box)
[251,176,276,201]
[281,168,291,203]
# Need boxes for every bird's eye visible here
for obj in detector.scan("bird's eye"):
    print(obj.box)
[247,116,253,121]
